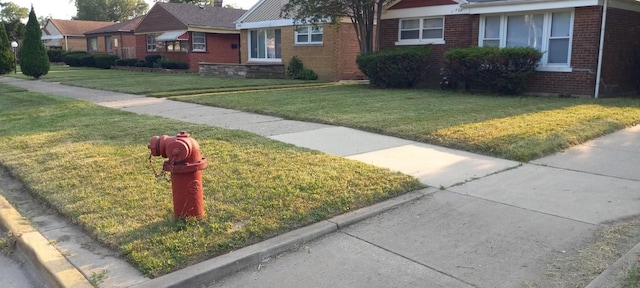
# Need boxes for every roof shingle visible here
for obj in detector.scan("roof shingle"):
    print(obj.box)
[157,2,247,29]
[48,19,115,36]
[85,16,144,35]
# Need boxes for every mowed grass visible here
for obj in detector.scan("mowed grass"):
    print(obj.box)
[9,65,319,95]
[0,85,422,277]
[175,85,640,161]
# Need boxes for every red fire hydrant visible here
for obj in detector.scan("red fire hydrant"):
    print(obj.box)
[148,131,208,219]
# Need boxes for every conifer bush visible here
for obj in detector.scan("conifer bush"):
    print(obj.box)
[20,7,49,79]
[0,24,15,74]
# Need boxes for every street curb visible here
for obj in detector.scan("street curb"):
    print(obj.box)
[0,195,93,288]
[131,187,435,288]
[585,241,640,288]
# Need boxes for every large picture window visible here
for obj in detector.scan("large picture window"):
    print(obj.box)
[192,32,206,51]
[397,17,444,45]
[249,29,281,61]
[480,10,573,70]
[146,34,156,52]
[166,41,188,52]
[295,25,323,44]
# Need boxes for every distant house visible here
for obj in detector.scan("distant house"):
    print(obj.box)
[134,2,246,71]
[234,0,365,81]
[84,16,144,59]
[379,0,640,97]
[41,19,115,52]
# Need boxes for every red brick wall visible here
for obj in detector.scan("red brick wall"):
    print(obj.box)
[379,15,476,86]
[337,22,366,80]
[600,7,640,95]
[135,33,240,72]
[527,6,601,97]
[380,7,607,96]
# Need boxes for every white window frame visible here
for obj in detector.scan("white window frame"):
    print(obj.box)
[146,34,156,52]
[248,28,282,62]
[192,32,206,52]
[87,37,98,51]
[479,10,574,72]
[294,25,323,45]
[396,17,445,46]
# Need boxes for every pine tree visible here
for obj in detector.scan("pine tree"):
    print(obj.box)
[20,6,49,79]
[0,23,14,74]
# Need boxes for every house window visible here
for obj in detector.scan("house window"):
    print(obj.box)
[87,37,98,51]
[479,10,573,71]
[249,29,281,61]
[166,41,188,52]
[295,25,323,44]
[397,17,444,45]
[105,36,112,52]
[146,34,156,52]
[192,32,206,51]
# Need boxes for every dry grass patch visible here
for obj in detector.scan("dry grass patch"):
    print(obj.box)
[0,85,422,277]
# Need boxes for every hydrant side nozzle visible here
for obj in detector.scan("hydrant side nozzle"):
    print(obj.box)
[149,135,170,157]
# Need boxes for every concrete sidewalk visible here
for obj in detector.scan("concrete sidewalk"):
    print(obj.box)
[0,77,639,288]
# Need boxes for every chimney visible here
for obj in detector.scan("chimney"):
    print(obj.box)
[214,0,223,7]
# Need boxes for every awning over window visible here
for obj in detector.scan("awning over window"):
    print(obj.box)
[156,31,189,41]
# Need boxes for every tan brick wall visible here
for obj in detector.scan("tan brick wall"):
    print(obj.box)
[63,37,89,52]
[241,24,363,81]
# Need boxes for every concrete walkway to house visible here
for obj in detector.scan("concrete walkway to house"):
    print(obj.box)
[0,77,639,288]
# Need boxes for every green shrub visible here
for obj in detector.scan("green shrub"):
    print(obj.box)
[298,69,318,80]
[0,24,14,74]
[285,56,317,80]
[78,54,95,67]
[444,46,542,94]
[158,58,188,69]
[356,46,431,88]
[115,58,139,67]
[93,54,118,69]
[63,52,88,67]
[47,49,64,62]
[20,7,49,79]
[286,56,304,79]
[144,54,162,68]
[134,60,147,67]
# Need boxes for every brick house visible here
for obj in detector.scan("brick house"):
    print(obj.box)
[233,0,365,81]
[134,2,246,72]
[84,16,143,59]
[380,0,640,97]
[41,19,114,52]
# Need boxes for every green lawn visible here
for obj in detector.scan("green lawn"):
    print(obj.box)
[175,85,640,161]
[0,84,422,277]
[9,65,323,95]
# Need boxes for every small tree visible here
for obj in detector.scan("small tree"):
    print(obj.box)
[20,6,49,79]
[0,23,14,74]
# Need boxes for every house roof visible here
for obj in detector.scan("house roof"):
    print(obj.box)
[236,0,288,23]
[46,19,115,36]
[84,16,144,35]
[158,2,246,29]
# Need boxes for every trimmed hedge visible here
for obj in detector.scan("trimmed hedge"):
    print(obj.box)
[145,54,162,68]
[158,58,188,70]
[286,56,317,80]
[115,58,139,67]
[47,49,64,63]
[356,46,431,88]
[63,51,89,67]
[93,54,118,69]
[444,46,543,95]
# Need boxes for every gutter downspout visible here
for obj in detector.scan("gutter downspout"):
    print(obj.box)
[594,0,608,98]
[64,35,69,51]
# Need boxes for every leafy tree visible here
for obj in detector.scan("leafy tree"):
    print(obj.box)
[3,19,23,41]
[74,0,148,22]
[282,0,393,54]
[0,2,27,41]
[0,2,28,22]
[20,6,49,79]
[0,23,14,74]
